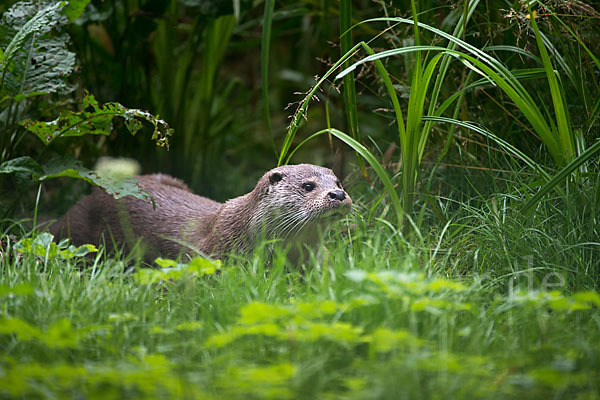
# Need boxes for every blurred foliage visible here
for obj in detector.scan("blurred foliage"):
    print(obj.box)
[0,0,599,220]
[1,246,599,398]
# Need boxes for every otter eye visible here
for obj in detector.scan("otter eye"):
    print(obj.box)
[336,180,342,189]
[269,172,283,184]
[302,182,315,192]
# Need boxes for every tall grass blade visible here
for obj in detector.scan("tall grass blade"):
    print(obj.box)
[423,0,480,144]
[521,140,600,214]
[527,2,575,166]
[484,45,541,64]
[401,54,443,226]
[277,42,363,166]
[261,0,276,155]
[189,15,235,181]
[422,116,553,183]
[197,15,236,102]
[534,0,600,71]
[343,17,577,164]
[339,0,368,179]
[336,35,564,167]
[588,95,600,133]
[359,43,406,147]
[357,42,441,230]
[357,42,405,227]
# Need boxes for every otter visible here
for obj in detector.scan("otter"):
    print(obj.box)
[50,164,352,262]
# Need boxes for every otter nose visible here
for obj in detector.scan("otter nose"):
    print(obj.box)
[327,190,346,201]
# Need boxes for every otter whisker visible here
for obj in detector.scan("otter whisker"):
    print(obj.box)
[281,212,314,238]
[273,212,305,237]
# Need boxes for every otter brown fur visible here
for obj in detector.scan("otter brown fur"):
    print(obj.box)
[50,164,352,262]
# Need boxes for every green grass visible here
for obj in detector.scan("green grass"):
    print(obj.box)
[2,189,599,399]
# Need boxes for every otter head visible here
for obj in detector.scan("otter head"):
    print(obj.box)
[250,164,352,239]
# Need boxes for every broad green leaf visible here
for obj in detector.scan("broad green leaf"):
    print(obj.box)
[0,283,34,297]
[15,232,96,260]
[149,326,169,335]
[14,233,59,259]
[41,318,82,348]
[60,243,97,259]
[573,291,600,307]
[154,257,178,268]
[175,321,203,332]
[186,256,220,275]
[205,331,238,348]
[1,2,66,67]
[108,313,138,323]
[344,269,368,282]
[411,298,471,312]
[427,279,468,292]
[0,317,41,340]
[134,257,220,285]
[35,157,150,201]
[61,0,90,22]
[21,91,172,148]
[218,363,295,399]
[298,321,363,342]
[1,2,75,97]
[0,156,43,175]
[239,302,290,324]
[366,328,422,353]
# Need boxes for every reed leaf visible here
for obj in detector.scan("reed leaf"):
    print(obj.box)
[277,42,363,166]
[423,0,480,149]
[336,34,565,167]
[534,0,600,71]
[521,139,600,214]
[422,116,552,183]
[339,0,368,179]
[527,2,575,166]
[261,0,276,155]
[340,17,583,166]
[356,41,442,229]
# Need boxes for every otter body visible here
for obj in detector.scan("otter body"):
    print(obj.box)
[51,164,352,261]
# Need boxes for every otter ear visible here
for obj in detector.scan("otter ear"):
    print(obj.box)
[269,172,283,185]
